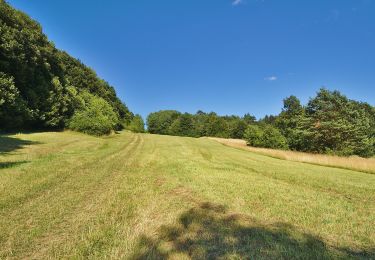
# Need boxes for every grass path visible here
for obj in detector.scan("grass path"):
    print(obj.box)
[0,131,374,259]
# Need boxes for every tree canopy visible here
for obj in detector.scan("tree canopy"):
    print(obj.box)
[126,114,145,133]
[147,89,374,157]
[146,110,256,139]
[0,1,132,133]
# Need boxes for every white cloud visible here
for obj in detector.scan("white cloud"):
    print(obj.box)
[232,0,243,6]
[264,76,277,81]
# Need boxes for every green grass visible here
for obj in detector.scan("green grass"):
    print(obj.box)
[0,131,374,259]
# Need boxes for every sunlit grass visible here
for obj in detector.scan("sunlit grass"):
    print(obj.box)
[209,137,375,174]
[0,132,374,258]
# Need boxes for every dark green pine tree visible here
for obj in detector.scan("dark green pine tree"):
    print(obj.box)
[276,95,305,150]
[304,88,372,156]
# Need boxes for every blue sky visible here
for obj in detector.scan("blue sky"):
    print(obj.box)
[8,0,375,119]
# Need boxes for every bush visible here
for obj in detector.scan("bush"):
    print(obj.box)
[244,125,263,147]
[261,125,288,149]
[69,93,119,136]
[244,124,288,150]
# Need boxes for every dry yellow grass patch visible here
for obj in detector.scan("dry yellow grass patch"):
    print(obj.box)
[208,137,375,174]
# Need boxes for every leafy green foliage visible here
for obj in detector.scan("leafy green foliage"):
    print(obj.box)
[146,110,256,139]
[244,124,288,149]
[228,117,248,139]
[126,114,145,133]
[147,110,181,135]
[169,113,196,137]
[261,89,374,157]
[302,89,373,157]
[261,125,288,149]
[147,89,374,157]
[0,1,132,131]
[276,95,305,150]
[204,113,230,138]
[244,125,263,147]
[68,93,118,136]
[0,72,29,129]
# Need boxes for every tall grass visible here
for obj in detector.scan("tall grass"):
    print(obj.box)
[209,137,375,174]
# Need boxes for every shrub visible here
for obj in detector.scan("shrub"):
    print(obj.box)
[261,125,288,149]
[244,124,288,150]
[68,93,118,136]
[244,125,263,147]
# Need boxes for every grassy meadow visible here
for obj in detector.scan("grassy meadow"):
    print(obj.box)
[0,131,374,259]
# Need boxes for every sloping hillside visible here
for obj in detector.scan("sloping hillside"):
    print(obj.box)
[0,132,374,258]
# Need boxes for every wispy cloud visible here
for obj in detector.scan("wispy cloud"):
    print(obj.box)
[232,0,243,6]
[264,76,277,81]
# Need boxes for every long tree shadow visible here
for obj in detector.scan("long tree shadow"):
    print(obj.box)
[132,202,374,259]
[0,136,37,170]
[0,161,29,169]
[0,136,38,154]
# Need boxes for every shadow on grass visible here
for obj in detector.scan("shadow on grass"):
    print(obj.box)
[132,202,374,259]
[0,161,29,169]
[0,136,37,170]
[0,136,39,154]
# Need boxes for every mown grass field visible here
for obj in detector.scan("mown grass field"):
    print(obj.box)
[209,137,375,174]
[0,131,374,259]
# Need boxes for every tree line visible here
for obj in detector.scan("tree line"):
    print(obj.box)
[0,1,133,135]
[1,1,373,156]
[147,89,374,157]
[147,110,255,139]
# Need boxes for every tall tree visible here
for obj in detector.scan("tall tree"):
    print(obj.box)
[0,1,132,131]
[169,113,195,137]
[304,89,372,156]
[147,110,181,135]
[243,113,256,125]
[276,95,305,150]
